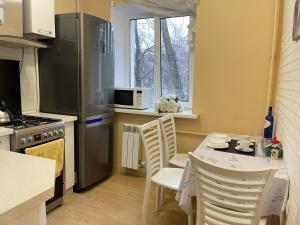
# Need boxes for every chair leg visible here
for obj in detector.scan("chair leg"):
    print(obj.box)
[187,203,193,225]
[160,187,164,205]
[142,180,151,225]
[196,195,202,225]
[155,185,162,211]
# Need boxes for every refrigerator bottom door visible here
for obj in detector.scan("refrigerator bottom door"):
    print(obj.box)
[76,116,113,191]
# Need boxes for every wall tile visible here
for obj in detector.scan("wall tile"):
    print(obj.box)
[0,46,38,113]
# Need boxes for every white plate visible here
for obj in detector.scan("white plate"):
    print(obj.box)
[235,146,254,153]
[207,142,229,149]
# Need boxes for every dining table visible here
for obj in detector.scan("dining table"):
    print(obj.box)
[175,134,290,224]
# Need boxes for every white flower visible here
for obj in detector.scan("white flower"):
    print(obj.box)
[155,94,183,113]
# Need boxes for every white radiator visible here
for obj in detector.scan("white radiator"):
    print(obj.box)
[121,124,141,170]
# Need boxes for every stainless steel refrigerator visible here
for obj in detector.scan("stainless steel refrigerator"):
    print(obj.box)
[38,13,114,191]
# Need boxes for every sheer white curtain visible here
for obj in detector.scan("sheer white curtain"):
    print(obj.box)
[127,0,199,47]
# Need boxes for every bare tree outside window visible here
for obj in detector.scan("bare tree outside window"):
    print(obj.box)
[130,16,190,103]
[161,17,190,102]
[130,18,155,89]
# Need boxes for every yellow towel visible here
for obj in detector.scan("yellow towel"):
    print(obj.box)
[25,139,64,177]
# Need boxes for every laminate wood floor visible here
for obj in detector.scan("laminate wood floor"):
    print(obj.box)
[47,173,188,225]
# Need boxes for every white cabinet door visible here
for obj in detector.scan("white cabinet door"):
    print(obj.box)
[6,203,46,225]
[64,122,75,190]
[0,136,10,151]
[23,0,55,38]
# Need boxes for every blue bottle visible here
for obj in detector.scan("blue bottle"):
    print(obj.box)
[264,106,274,139]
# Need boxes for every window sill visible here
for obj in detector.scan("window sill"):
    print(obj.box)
[113,108,198,119]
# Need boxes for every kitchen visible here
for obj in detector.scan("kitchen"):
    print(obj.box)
[0,0,299,225]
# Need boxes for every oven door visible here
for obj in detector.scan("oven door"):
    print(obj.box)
[15,138,65,212]
[76,113,113,190]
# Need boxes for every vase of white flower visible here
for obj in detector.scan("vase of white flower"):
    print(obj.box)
[155,94,184,113]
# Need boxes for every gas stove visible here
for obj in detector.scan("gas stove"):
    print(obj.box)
[1,115,65,151]
[4,115,61,130]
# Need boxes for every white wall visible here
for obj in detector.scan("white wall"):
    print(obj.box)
[111,6,129,87]
[0,46,38,113]
[111,4,149,88]
[275,0,300,224]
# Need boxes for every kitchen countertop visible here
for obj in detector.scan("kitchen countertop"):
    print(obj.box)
[0,150,56,225]
[24,112,78,123]
[114,108,199,119]
[0,127,14,137]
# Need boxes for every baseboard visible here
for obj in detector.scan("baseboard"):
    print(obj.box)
[115,167,146,177]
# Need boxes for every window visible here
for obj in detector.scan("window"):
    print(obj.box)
[130,18,155,89]
[129,16,193,107]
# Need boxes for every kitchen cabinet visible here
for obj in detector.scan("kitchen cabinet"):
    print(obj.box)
[23,0,55,38]
[64,121,75,190]
[0,135,10,151]
[0,151,55,225]
[5,204,46,225]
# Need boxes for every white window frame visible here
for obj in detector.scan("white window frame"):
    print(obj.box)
[126,15,194,109]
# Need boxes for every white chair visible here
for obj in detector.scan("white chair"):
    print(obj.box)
[188,152,276,225]
[139,120,186,225]
[159,114,188,168]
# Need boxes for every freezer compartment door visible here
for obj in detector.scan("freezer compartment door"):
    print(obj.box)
[76,113,113,190]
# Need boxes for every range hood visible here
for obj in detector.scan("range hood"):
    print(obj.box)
[0,35,47,48]
[0,0,47,48]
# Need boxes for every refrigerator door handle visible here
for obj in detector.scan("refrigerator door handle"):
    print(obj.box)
[85,113,113,128]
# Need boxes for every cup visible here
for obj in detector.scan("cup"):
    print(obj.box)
[211,133,230,142]
[239,135,251,141]
[212,133,228,139]
[237,140,251,150]
[254,136,263,157]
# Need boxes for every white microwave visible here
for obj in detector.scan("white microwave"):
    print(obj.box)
[114,88,152,110]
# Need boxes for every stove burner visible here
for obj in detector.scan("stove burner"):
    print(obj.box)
[1,115,62,130]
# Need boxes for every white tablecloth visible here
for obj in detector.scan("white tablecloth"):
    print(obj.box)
[176,135,289,221]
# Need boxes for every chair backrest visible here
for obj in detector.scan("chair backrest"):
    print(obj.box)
[139,120,164,178]
[188,152,276,225]
[159,114,177,164]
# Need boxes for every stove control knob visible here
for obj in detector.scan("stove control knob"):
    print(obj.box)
[48,131,54,137]
[27,136,33,142]
[59,129,64,135]
[20,138,27,144]
[43,133,48,138]
[53,130,59,136]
